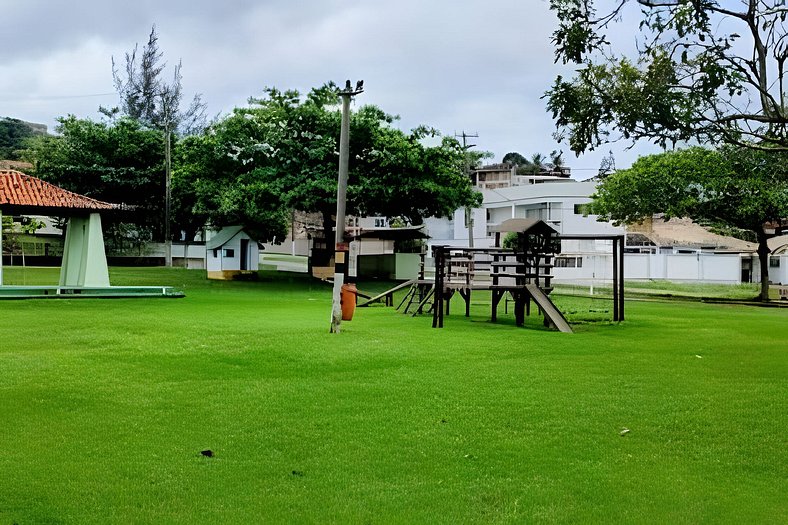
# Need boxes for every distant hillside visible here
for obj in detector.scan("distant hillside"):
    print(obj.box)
[0,117,47,160]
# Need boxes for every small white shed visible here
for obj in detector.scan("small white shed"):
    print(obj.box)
[206,226,260,280]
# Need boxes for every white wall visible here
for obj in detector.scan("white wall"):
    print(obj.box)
[554,252,745,283]
[772,255,788,285]
[263,238,311,256]
[450,208,490,248]
[423,216,454,241]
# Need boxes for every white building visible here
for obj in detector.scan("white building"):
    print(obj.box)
[424,179,622,250]
[423,176,788,286]
[206,226,260,280]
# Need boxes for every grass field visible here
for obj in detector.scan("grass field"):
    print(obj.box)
[0,267,786,523]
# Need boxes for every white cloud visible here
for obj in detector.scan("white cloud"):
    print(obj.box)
[0,0,660,169]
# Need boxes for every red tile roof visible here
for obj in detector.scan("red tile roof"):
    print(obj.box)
[0,170,119,211]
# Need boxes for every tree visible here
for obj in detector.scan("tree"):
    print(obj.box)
[528,153,547,172]
[502,152,528,165]
[22,116,165,251]
[549,149,565,168]
[177,84,482,259]
[109,25,206,134]
[547,0,788,154]
[171,132,290,244]
[109,25,207,264]
[2,215,45,264]
[590,146,788,300]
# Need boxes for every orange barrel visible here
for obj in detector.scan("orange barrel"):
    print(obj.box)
[341,283,357,321]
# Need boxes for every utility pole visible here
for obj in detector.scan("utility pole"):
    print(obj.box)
[455,131,478,248]
[164,126,172,267]
[330,79,364,334]
[160,94,174,268]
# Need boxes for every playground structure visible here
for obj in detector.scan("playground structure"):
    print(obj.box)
[432,219,572,331]
[359,219,625,332]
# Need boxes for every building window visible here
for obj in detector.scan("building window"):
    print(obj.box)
[374,218,386,228]
[223,248,235,258]
[554,256,583,268]
[213,249,219,258]
[573,203,590,215]
[770,257,781,268]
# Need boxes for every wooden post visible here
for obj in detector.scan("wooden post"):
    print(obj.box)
[612,238,619,322]
[432,246,444,328]
[619,236,625,321]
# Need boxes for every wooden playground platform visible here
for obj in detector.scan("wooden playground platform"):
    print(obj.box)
[430,246,573,332]
[358,220,625,333]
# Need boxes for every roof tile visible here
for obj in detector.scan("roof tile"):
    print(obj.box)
[0,170,118,210]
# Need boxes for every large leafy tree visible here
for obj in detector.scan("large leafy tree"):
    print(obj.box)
[171,132,290,244]
[502,151,566,175]
[176,84,481,255]
[22,116,165,247]
[547,0,788,153]
[590,146,788,300]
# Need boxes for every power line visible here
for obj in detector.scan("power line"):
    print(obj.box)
[0,92,116,102]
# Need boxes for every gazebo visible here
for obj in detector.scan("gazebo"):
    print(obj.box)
[0,170,181,298]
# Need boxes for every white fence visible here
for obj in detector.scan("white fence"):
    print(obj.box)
[554,253,748,284]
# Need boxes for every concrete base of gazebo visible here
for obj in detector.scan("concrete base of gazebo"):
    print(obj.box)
[0,285,184,299]
[2,213,110,286]
[1,170,183,299]
[59,213,111,287]
[0,212,183,299]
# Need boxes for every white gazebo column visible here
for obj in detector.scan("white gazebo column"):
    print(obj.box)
[59,213,110,287]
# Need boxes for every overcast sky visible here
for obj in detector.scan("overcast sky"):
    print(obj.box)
[0,0,661,175]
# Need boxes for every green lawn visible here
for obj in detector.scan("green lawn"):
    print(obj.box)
[554,279,762,301]
[0,267,785,523]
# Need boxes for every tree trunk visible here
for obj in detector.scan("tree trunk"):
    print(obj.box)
[312,209,334,267]
[756,230,771,302]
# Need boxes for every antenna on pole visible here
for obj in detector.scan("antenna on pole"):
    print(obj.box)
[455,131,479,248]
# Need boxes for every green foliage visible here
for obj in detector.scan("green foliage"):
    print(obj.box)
[590,145,788,299]
[176,84,482,242]
[502,231,518,249]
[0,267,785,522]
[0,118,41,160]
[590,146,788,231]
[109,26,206,134]
[22,115,166,240]
[1,215,45,255]
[547,0,788,152]
[502,151,527,165]
[503,151,565,175]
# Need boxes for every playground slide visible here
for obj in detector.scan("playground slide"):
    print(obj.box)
[357,279,416,307]
[525,284,573,333]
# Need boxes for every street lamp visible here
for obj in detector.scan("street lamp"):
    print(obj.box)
[330,79,364,334]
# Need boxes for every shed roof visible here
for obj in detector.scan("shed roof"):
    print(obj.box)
[206,226,247,249]
[0,170,119,214]
[769,234,788,254]
[355,225,430,241]
[489,218,558,235]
